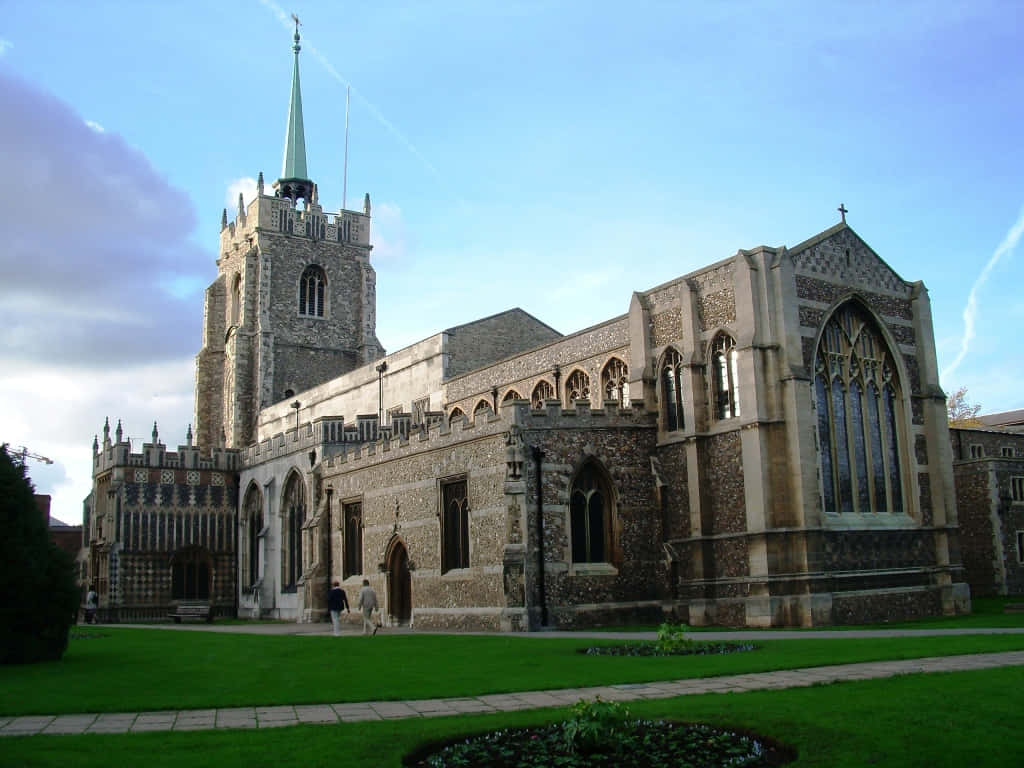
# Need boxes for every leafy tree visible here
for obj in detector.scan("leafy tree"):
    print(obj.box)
[0,444,79,664]
[947,386,983,426]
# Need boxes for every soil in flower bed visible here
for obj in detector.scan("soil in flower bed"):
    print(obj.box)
[579,642,759,656]
[405,720,796,767]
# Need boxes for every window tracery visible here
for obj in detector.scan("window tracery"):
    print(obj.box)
[601,358,629,405]
[343,501,362,579]
[503,389,522,402]
[814,302,904,515]
[281,471,305,591]
[565,369,591,405]
[570,460,613,564]
[441,478,469,572]
[448,407,465,427]
[299,265,326,317]
[241,485,263,590]
[661,348,684,431]
[711,333,740,420]
[531,380,555,409]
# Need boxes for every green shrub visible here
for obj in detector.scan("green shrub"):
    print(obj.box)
[0,445,79,664]
[655,622,698,654]
[563,696,630,755]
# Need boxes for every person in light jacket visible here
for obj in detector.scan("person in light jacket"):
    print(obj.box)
[357,579,379,635]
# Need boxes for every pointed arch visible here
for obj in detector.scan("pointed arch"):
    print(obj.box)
[531,379,555,409]
[230,272,242,328]
[564,369,591,405]
[281,470,305,591]
[569,459,615,564]
[342,498,362,579]
[241,482,264,590]
[660,346,684,432]
[299,264,327,317]
[502,389,522,403]
[710,332,740,420]
[440,476,470,573]
[474,399,493,419]
[814,299,906,516]
[448,407,465,427]
[601,357,629,405]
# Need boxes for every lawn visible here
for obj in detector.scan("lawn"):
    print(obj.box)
[3,666,1022,767]
[2,627,1024,716]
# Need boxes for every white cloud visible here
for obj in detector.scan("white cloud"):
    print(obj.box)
[84,119,105,133]
[225,176,260,210]
[0,39,11,56]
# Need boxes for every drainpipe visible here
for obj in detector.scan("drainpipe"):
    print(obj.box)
[532,445,548,627]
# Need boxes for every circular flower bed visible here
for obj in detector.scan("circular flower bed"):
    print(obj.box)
[580,641,758,656]
[406,720,795,767]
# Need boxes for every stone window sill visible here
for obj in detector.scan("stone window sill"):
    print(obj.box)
[569,562,618,577]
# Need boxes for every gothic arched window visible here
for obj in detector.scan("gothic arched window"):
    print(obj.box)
[299,265,326,317]
[281,472,305,591]
[231,273,242,328]
[601,358,629,405]
[343,501,362,579]
[711,333,740,420]
[531,380,555,409]
[570,460,614,564]
[503,389,522,403]
[565,369,591,405]
[448,407,465,427]
[241,484,263,590]
[441,477,469,573]
[661,348,684,432]
[474,400,493,418]
[815,302,905,516]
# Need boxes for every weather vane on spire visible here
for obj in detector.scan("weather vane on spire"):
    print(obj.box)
[292,13,301,30]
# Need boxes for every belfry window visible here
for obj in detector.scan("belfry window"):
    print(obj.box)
[814,302,904,515]
[441,478,469,573]
[343,501,362,579]
[711,333,740,420]
[531,380,555,409]
[281,472,305,591]
[662,347,684,431]
[231,273,242,328]
[570,460,613,564]
[601,358,629,405]
[299,265,326,317]
[565,369,591,405]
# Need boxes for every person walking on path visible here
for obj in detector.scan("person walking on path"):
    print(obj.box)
[327,581,350,636]
[84,585,98,624]
[357,579,379,635]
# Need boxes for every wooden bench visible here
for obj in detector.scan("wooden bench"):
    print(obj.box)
[168,601,213,623]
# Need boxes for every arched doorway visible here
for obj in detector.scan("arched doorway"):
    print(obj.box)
[386,539,412,626]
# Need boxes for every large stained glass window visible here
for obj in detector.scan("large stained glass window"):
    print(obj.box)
[814,303,904,515]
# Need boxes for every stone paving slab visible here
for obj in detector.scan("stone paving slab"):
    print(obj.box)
[4,651,1023,736]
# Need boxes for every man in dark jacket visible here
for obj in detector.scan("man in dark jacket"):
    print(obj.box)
[328,581,350,636]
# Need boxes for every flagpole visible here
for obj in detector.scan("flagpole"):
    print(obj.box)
[342,85,350,211]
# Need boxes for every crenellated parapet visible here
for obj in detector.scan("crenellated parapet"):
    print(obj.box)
[220,186,372,255]
[91,419,240,478]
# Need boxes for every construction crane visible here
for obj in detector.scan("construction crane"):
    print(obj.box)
[12,446,53,465]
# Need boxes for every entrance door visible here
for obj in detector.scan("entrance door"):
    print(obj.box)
[387,541,412,625]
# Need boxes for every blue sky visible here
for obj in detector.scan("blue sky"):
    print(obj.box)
[1,0,1021,525]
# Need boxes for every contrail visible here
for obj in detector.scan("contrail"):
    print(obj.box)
[941,206,1024,382]
[257,0,444,184]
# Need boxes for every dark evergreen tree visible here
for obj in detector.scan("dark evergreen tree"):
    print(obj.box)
[0,445,79,664]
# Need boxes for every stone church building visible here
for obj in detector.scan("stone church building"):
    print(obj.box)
[84,25,971,628]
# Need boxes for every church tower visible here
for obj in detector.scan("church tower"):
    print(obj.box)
[194,21,384,451]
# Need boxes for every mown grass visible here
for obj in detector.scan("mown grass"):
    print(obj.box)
[4,666,1022,767]
[2,627,1024,716]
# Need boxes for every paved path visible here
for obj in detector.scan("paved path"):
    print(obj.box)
[3,649,1023,737]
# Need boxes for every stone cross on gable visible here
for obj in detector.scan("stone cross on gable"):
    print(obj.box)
[838,203,848,223]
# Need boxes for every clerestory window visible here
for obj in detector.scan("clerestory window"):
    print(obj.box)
[531,380,555,409]
[661,348,684,432]
[565,369,591,405]
[601,358,629,405]
[711,333,740,420]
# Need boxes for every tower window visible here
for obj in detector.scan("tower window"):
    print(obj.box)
[299,265,326,317]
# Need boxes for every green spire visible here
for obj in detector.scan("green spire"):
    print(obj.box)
[276,16,313,203]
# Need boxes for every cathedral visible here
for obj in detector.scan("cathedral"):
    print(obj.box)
[84,26,971,629]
